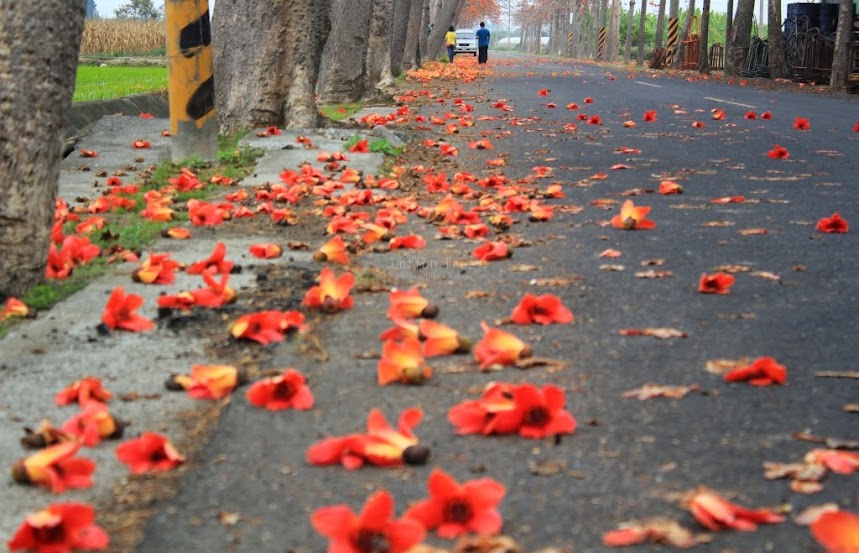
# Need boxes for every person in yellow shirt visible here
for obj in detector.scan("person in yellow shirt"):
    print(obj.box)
[445,26,456,63]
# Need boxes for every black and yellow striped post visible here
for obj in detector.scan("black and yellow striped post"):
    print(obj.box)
[165,0,217,162]
[597,26,607,59]
[665,17,679,65]
[568,31,574,53]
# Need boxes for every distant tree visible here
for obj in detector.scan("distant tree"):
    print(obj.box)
[115,0,163,20]
[86,0,99,18]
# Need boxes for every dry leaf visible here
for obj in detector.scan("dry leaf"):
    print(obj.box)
[640,258,665,266]
[793,503,839,526]
[218,511,241,526]
[406,545,449,553]
[287,241,309,250]
[701,221,735,227]
[507,264,540,272]
[515,357,567,371]
[739,228,770,235]
[705,358,751,375]
[635,270,673,279]
[714,264,752,273]
[464,290,493,299]
[792,431,859,449]
[529,459,568,476]
[528,276,582,286]
[600,264,625,271]
[353,351,381,360]
[622,384,701,400]
[599,248,622,258]
[791,480,825,494]
[602,517,705,549]
[119,392,161,401]
[815,371,859,379]
[763,461,827,481]
[751,271,781,283]
[844,403,859,413]
[619,328,688,339]
[452,536,522,553]
[619,187,653,195]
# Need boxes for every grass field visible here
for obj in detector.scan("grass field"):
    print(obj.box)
[74,65,168,103]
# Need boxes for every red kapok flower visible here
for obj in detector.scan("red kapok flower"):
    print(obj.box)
[643,110,657,122]
[55,376,112,406]
[404,468,506,539]
[7,502,109,553]
[377,338,432,385]
[761,111,772,119]
[711,109,725,120]
[306,407,428,469]
[132,139,150,149]
[511,383,577,439]
[723,356,787,386]
[611,199,656,230]
[170,364,246,399]
[794,116,811,130]
[303,267,354,312]
[115,432,185,474]
[186,242,233,275]
[447,382,520,436]
[473,321,531,369]
[510,293,574,325]
[816,213,848,233]
[386,288,438,320]
[101,287,153,332]
[314,236,350,265]
[768,145,790,159]
[11,441,96,494]
[229,310,306,344]
[132,252,180,285]
[810,510,859,553]
[419,319,471,357]
[311,490,425,553]
[249,243,283,259]
[687,488,784,531]
[537,88,550,96]
[805,449,859,475]
[60,401,124,447]
[659,181,683,195]
[246,368,314,411]
[349,139,370,153]
[744,111,757,119]
[698,272,735,294]
[472,240,510,261]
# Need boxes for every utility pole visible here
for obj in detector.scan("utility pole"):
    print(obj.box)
[165,0,218,162]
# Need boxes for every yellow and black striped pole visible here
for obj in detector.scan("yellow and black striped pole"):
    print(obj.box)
[568,31,574,53]
[165,0,217,162]
[598,26,607,59]
[665,17,679,65]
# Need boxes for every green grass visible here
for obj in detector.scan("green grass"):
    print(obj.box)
[74,65,168,103]
[318,102,364,122]
[344,133,403,156]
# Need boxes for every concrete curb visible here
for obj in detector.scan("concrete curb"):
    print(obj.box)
[67,92,169,141]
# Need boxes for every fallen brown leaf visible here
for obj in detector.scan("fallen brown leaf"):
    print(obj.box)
[739,228,770,235]
[119,392,161,402]
[507,264,540,272]
[622,384,701,400]
[527,276,583,286]
[602,517,705,549]
[751,271,781,283]
[452,536,523,553]
[701,221,735,227]
[705,358,752,375]
[640,258,665,266]
[635,269,674,279]
[815,371,859,379]
[529,459,568,476]
[844,403,859,413]
[792,431,859,449]
[714,264,753,273]
[464,290,493,299]
[793,503,839,526]
[515,357,567,371]
[353,351,381,360]
[619,328,688,339]
[600,264,625,271]
[218,511,241,527]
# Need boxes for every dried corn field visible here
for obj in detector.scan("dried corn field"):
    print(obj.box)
[80,19,166,55]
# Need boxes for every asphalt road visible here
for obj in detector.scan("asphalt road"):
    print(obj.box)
[135,53,859,552]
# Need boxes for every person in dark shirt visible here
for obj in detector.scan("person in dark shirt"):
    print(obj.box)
[476,21,490,64]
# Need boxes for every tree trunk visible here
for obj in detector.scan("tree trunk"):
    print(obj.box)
[426,0,466,60]
[675,0,696,68]
[636,0,647,65]
[829,0,853,89]
[214,0,330,133]
[390,0,412,76]
[608,0,620,60]
[725,0,734,49]
[317,0,373,104]
[419,0,431,61]
[403,0,426,69]
[699,0,710,72]
[624,0,635,62]
[366,0,396,95]
[727,0,754,75]
[655,0,667,47]
[0,0,86,298]
[767,0,786,78]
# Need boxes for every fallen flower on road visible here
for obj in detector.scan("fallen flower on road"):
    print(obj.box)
[306,407,429,469]
[602,517,702,548]
[387,288,439,320]
[611,200,655,230]
[744,111,757,119]
[11,441,95,494]
[473,240,510,261]
[79,148,98,157]
[162,227,190,240]
[60,401,126,447]
[537,88,550,96]
[132,252,180,285]
[249,243,283,259]
[132,139,150,148]
[687,487,784,531]
[474,322,531,369]
[761,111,772,119]
[723,356,787,386]
[794,116,811,130]
[101,287,153,332]
[816,213,848,233]
[810,510,859,553]
[0,297,29,322]
[404,468,506,539]
[167,364,248,399]
[806,449,859,475]
[303,267,355,312]
[711,109,725,120]
[349,138,370,153]
[419,319,472,357]
[643,110,657,122]
[55,376,112,406]
[313,235,350,264]
[311,490,425,553]
[698,272,735,294]
[246,368,314,411]
[377,337,432,385]
[229,310,305,344]
[7,502,109,553]
[768,145,790,159]
[187,242,233,275]
[510,293,574,325]
[116,432,185,474]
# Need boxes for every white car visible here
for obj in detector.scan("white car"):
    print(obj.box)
[454,30,477,56]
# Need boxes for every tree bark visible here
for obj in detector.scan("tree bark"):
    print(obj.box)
[403,0,426,69]
[608,0,620,60]
[366,0,396,95]
[419,0,431,61]
[624,0,635,62]
[655,0,667,47]
[636,0,647,65]
[317,0,373,104]
[426,0,466,60]
[0,0,86,298]
[829,0,853,90]
[699,0,710,72]
[390,0,412,76]
[213,0,330,133]
[767,0,786,78]
[727,0,754,75]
